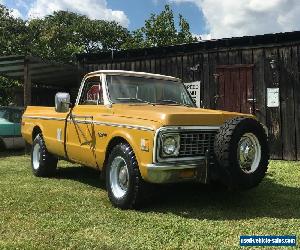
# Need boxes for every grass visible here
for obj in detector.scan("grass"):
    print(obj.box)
[0,150,299,250]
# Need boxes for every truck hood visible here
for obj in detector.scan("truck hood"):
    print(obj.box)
[111,104,253,126]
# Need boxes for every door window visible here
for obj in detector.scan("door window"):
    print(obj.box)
[79,76,103,105]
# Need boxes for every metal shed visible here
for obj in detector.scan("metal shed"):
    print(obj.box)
[0,55,81,106]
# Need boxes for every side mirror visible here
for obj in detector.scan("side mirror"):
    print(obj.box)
[55,92,70,113]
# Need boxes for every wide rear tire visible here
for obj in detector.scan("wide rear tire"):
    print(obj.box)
[214,117,269,190]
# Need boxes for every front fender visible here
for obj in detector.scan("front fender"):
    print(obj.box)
[105,129,155,179]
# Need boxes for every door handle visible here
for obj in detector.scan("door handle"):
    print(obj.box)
[250,106,260,114]
[213,95,223,104]
[247,98,257,103]
[214,94,222,98]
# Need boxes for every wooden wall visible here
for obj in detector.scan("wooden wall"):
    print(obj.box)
[78,42,300,160]
[200,46,300,161]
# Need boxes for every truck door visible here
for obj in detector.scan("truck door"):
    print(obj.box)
[66,76,104,167]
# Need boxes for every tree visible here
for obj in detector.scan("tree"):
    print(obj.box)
[27,11,131,63]
[177,14,195,44]
[122,5,198,49]
[0,5,25,106]
[0,4,28,55]
[0,76,21,106]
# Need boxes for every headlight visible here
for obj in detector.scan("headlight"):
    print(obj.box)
[160,133,180,157]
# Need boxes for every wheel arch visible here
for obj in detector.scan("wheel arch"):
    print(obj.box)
[104,135,148,209]
[102,135,137,179]
[32,126,42,142]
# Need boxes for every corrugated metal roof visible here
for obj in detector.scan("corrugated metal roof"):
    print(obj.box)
[0,55,82,86]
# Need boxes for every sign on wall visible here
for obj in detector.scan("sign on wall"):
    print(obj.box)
[184,81,201,107]
[267,88,280,107]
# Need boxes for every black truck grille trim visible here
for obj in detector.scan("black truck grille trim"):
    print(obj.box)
[178,131,216,157]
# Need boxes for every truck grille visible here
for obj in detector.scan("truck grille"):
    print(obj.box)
[179,131,217,158]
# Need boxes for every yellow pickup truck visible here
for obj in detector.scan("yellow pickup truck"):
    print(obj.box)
[22,70,269,209]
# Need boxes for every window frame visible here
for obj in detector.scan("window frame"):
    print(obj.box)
[78,75,104,105]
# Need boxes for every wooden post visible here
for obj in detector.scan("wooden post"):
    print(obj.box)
[23,57,32,154]
[23,57,32,107]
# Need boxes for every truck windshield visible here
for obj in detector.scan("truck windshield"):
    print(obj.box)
[106,75,195,107]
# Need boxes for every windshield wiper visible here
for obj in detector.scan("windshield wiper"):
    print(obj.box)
[116,97,152,104]
[156,99,192,107]
[115,98,192,107]
[158,99,180,104]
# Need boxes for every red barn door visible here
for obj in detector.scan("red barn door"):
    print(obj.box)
[215,64,255,114]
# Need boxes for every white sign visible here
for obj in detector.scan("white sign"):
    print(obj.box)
[184,81,201,107]
[267,88,280,107]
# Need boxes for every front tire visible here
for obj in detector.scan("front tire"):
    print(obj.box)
[31,134,58,177]
[106,142,146,209]
[214,117,269,190]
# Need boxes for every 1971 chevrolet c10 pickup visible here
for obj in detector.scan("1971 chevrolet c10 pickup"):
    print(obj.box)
[22,70,269,209]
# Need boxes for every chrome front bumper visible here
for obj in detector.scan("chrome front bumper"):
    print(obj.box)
[146,157,210,184]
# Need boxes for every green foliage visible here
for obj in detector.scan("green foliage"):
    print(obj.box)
[122,5,198,49]
[0,5,28,55]
[0,77,21,106]
[27,11,130,63]
[177,14,195,44]
[0,5,25,55]
[143,5,178,46]
[0,5,28,106]
[0,4,198,60]
[0,6,131,63]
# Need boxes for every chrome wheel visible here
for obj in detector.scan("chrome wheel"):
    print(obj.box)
[32,143,41,170]
[237,133,261,174]
[110,156,129,199]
